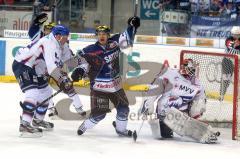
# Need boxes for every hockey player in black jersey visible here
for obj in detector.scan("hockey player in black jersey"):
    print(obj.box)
[71,16,140,137]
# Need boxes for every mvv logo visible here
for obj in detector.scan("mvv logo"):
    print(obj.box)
[179,85,194,94]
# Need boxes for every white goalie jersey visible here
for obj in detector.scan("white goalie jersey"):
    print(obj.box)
[143,67,206,118]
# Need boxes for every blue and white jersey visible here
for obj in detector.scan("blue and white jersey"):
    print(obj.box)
[78,25,136,92]
[14,33,73,76]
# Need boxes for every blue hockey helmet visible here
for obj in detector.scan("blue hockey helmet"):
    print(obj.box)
[52,25,70,36]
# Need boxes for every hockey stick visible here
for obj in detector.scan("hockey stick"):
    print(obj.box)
[131,0,139,43]
[133,114,146,142]
[37,89,62,107]
[130,0,140,142]
[20,89,62,111]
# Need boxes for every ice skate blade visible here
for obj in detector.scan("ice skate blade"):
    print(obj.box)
[19,132,43,138]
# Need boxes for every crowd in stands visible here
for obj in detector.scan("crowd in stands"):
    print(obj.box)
[159,0,240,18]
[0,0,54,11]
[1,0,240,18]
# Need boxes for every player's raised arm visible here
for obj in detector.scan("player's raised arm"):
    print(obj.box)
[110,16,140,49]
[28,13,48,42]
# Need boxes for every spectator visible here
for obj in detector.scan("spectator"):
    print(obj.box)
[233,0,240,14]
[159,0,177,11]
[199,0,211,14]
[179,0,191,11]
[190,0,199,14]
[210,0,221,12]
[226,2,238,18]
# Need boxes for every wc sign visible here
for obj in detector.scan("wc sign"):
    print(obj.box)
[140,0,159,20]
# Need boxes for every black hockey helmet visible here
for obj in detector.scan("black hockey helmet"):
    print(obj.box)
[95,25,110,35]
[44,22,56,31]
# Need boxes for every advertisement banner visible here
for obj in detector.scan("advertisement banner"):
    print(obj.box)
[191,15,240,38]
[195,38,214,47]
[0,40,6,75]
[5,39,30,75]
[70,33,96,42]
[135,35,158,44]
[165,37,186,45]
[4,30,29,39]
[0,10,52,37]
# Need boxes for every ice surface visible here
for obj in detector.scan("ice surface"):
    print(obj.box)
[0,83,240,159]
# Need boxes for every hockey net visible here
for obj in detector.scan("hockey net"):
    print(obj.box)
[180,50,240,140]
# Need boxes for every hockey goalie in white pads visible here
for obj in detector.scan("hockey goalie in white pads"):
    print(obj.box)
[139,59,220,144]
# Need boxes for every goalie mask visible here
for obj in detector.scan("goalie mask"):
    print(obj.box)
[180,59,196,77]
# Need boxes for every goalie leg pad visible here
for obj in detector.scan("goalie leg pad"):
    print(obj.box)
[163,107,219,144]
[148,118,161,139]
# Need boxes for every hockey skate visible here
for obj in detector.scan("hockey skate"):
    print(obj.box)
[75,107,86,116]
[48,107,58,118]
[32,117,54,131]
[19,120,43,138]
[112,121,132,137]
[77,123,86,135]
[200,131,220,144]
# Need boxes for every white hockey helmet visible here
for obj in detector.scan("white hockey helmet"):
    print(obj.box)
[180,58,196,77]
[231,26,240,35]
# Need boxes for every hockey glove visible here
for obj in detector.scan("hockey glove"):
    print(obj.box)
[71,67,85,82]
[58,75,75,95]
[127,16,140,29]
[34,13,48,25]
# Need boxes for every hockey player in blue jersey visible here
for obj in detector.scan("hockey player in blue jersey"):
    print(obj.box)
[71,16,140,137]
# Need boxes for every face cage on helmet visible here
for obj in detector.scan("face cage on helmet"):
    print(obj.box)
[185,67,196,76]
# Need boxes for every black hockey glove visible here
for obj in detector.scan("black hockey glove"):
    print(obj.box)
[127,16,140,29]
[34,13,48,25]
[58,75,75,95]
[71,67,85,82]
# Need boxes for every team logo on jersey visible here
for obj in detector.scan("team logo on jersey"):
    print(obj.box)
[104,51,119,63]
[179,85,194,94]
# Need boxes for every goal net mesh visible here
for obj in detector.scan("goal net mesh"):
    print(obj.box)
[180,50,240,140]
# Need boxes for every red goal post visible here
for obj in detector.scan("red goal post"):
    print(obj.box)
[180,50,239,140]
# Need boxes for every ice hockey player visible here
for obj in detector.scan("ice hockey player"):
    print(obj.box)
[12,25,85,137]
[139,59,220,144]
[220,26,240,101]
[28,13,58,117]
[70,16,140,137]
